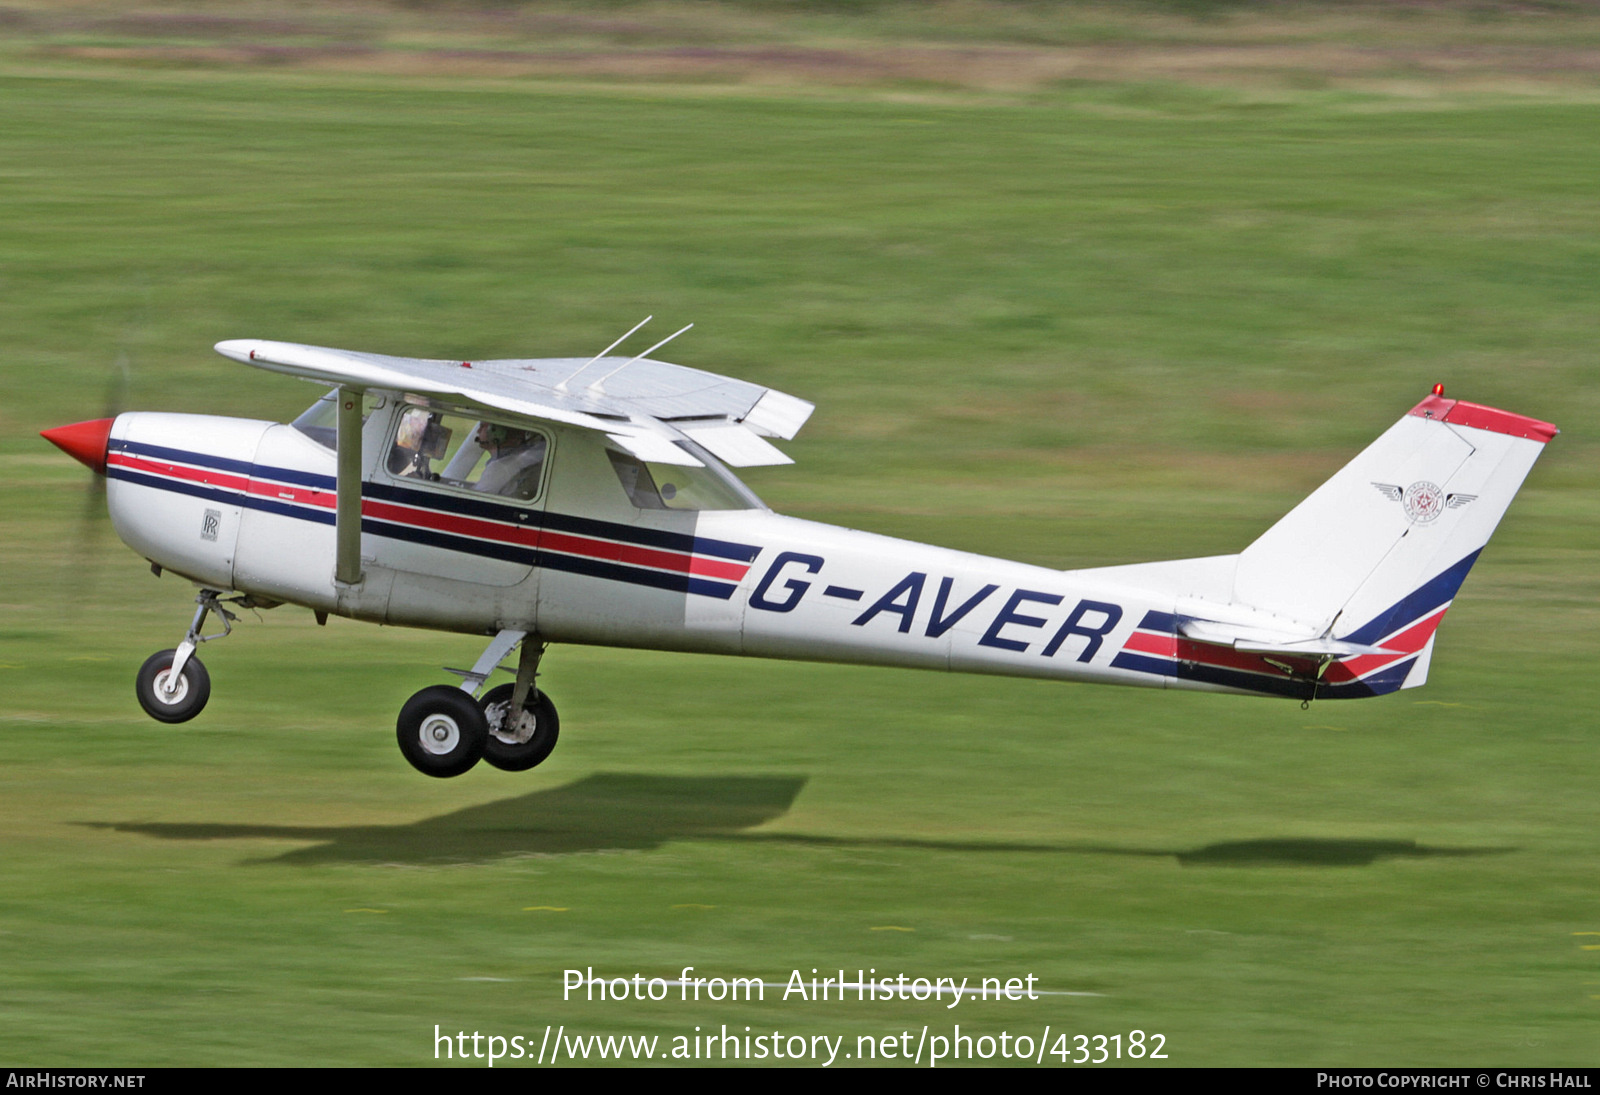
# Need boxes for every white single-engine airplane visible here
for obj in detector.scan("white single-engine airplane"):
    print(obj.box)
[42,325,1558,777]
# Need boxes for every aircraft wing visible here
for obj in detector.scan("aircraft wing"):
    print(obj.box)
[214,338,813,468]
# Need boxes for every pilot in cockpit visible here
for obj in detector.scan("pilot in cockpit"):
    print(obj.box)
[473,422,546,498]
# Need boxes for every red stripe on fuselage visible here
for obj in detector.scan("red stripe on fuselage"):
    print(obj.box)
[1320,606,1448,683]
[1122,629,1320,678]
[108,451,251,494]
[537,529,748,580]
[247,476,334,509]
[1122,631,1177,658]
[361,500,749,580]
[111,453,335,511]
[1121,602,1451,685]
[362,497,542,548]
[116,454,752,583]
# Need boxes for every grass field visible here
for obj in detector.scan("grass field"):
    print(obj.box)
[2,1,1598,1067]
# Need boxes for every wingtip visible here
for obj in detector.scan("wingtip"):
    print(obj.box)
[213,339,255,363]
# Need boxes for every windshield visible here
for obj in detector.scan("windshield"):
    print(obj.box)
[290,389,383,450]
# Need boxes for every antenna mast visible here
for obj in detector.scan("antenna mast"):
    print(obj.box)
[588,324,693,393]
[556,315,652,392]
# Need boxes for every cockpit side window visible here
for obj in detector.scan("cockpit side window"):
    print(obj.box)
[386,407,547,502]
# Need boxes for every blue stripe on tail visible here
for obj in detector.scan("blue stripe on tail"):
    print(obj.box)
[1337,550,1481,646]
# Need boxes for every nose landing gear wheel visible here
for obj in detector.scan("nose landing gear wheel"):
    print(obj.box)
[397,685,489,778]
[480,684,560,772]
[136,649,211,723]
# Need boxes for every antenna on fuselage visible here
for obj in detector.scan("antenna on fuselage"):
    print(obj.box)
[587,323,693,394]
[556,315,653,392]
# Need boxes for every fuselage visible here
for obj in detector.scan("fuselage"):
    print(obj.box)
[97,396,1431,702]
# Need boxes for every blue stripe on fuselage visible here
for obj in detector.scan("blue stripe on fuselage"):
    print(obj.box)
[109,442,755,598]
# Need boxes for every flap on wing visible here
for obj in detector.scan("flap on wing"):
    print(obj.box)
[606,431,702,467]
[742,388,814,440]
[1178,619,1398,659]
[681,423,793,467]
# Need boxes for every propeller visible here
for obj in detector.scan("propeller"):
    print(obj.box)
[43,351,131,609]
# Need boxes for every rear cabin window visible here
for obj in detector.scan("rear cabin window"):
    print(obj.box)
[606,442,763,512]
[386,407,547,502]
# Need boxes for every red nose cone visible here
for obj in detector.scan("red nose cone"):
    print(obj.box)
[41,418,114,475]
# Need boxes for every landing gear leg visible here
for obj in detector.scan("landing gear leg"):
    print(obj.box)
[135,590,237,723]
[394,629,559,777]
[482,640,559,772]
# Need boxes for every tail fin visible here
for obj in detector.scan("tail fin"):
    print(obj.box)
[1233,390,1556,695]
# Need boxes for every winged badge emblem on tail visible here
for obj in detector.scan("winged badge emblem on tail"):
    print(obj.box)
[1372,482,1476,523]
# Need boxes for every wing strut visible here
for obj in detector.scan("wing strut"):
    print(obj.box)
[335,387,364,586]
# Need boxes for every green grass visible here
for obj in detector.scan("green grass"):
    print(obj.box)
[2,5,1598,1066]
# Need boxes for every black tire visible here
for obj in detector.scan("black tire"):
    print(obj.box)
[396,685,488,778]
[135,649,211,723]
[480,684,560,772]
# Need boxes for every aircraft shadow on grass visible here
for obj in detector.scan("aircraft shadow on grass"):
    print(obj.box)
[84,773,1511,868]
[1165,838,1508,868]
[735,834,1512,868]
[84,773,810,865]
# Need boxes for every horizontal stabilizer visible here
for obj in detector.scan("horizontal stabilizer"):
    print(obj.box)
[1177,624,1401,659]
[1177,620,1398,659]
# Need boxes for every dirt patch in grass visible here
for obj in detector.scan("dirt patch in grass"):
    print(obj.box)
[10,1,1600,94]
[28,39,1600,91]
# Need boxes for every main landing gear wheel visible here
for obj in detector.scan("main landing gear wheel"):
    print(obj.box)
[480,684,560,772]
[396,685,488,778]
[135,649,212,723]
